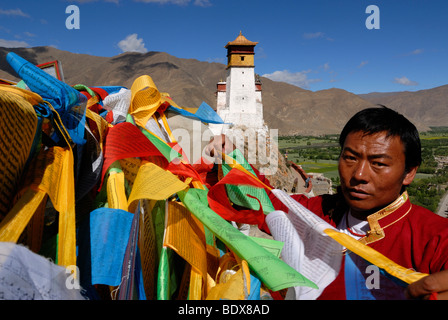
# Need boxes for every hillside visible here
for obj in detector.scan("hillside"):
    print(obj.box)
[360,85,448,128]
[0,46,444,135]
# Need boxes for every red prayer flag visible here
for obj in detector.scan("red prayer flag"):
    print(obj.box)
[207,168,271,233]
[100,122,167,189]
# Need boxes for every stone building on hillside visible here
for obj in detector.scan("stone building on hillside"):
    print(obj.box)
[210,32,329,198]
[210,32,267,136]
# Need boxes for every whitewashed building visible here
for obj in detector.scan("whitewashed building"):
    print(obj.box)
[210,32,267,136]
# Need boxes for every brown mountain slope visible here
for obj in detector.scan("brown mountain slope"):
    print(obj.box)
[0,46,440,135]
[360,85,448,128]
[262,84,376,135]
[0,46,227,113]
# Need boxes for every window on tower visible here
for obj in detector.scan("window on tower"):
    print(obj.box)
[241,56,245,61]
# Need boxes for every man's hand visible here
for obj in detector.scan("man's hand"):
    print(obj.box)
[205,134,235,159]
[406,269,448,300]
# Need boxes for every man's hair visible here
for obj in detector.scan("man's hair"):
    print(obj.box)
[339,105,422,171]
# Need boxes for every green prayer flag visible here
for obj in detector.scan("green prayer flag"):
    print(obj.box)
[178,188,317,292]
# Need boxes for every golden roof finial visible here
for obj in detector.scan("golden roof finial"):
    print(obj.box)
[226,31,258,47]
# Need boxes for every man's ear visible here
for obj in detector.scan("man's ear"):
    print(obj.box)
[403,166,418,186]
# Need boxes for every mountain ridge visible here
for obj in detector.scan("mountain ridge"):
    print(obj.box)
[1,46,445,135]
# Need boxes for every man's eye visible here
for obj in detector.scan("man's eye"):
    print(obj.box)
[342,155,356,161]
[372,161,386,167]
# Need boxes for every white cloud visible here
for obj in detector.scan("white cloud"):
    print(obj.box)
[409,49,424,55]
[393,76,418,86]
[23,32,36,38]
[303,32,325,39]
[358,61,368,68]
[399,49,424,57]
[118,33,148,53]
[262,70,320,89]
[0,39,29,48]
[321,62,330,71]
[0,8,30,18]
[303,32,333,41]
[193,0,211,6]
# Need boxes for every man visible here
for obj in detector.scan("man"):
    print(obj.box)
[206,106,448,299]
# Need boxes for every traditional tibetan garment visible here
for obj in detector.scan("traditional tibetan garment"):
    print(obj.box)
[268,190,448,300]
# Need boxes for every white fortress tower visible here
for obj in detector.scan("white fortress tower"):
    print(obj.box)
[211,32,267,136]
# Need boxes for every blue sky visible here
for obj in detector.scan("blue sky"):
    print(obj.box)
[0,0,447,94]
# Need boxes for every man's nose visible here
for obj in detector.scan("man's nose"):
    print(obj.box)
[352,160,370,182]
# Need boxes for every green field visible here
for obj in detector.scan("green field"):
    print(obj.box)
[279,129,448,212]
[298,161,339,178]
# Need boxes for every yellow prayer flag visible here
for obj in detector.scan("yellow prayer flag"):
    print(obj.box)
[130,75,164,127]
[0,84,43,106]
[25,146,77,268]
[324,229,428,284]
[0,188,47,243]
[163,200,209,299]
[206,260,251,300]
[119,157,141,189]
[189,269,203,300]
[0,89,38,217]
[107,170,128,211]
[127,162,188,212]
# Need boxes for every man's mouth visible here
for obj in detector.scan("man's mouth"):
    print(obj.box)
[347,188,370,199]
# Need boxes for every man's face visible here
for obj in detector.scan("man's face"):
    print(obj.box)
[338,131,417,218]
